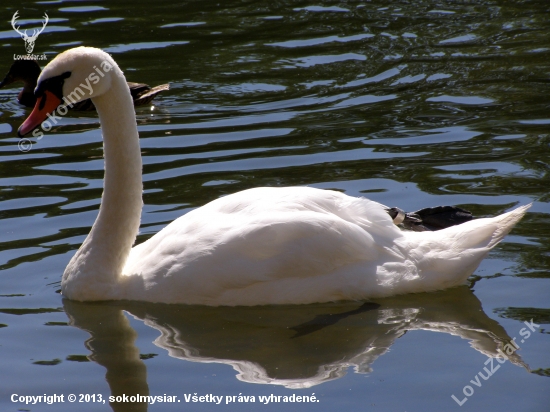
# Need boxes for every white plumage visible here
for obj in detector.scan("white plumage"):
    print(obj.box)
[122,187,529,305]
[21,47,529,305]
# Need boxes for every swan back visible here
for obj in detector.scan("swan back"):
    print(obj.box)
[121,186,530,305]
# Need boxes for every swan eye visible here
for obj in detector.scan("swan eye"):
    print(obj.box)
[35,71,71,99]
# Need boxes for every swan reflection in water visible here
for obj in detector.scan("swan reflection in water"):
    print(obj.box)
[64,286,526,411]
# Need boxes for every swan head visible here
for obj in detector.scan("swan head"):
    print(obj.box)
[18,47,119,137]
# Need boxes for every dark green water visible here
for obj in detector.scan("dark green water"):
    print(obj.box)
[0,1,549,411]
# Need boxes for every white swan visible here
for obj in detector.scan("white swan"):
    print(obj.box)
[18,47,530,306]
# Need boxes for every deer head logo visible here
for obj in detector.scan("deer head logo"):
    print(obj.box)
[11,11,49,54]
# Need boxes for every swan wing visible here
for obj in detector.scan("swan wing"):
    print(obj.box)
[123,187,406,304]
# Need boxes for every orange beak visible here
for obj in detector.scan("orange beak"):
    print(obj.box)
[18,90,62,137]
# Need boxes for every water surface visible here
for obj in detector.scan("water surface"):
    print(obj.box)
[0,1,549,411]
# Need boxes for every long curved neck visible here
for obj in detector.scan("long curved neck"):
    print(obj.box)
[62,69,142,300]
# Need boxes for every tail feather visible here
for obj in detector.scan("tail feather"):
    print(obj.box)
[400,204,531,293]
[129,82,170,106]
[134,84,170,106]
[431,203,531,251]
[486,203,531,248]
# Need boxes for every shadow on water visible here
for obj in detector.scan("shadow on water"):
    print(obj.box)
[64,286,526,411]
